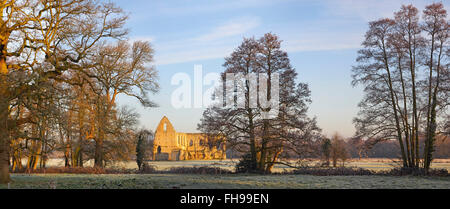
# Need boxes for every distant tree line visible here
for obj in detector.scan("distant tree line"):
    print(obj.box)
[349,136,450,159]
[226,132,450,163]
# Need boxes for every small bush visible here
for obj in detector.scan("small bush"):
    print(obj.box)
[290,167,449,177]
[136,163,157,174]
[11,165,448,177]
[381,167,449,177]
[235,153,261,174]
[167,166,232,175]
[292,167,374,176]
[11,167,135,174]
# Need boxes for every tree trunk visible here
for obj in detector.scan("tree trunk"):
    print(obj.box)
[424,33,435,170]
[410,50,420,168]
[397,56,413,167]
[424,40,444,171]
[33,141,41,170]
[78,147,83,167]
[381,40,408,167]
[0,114,9,183]
[248,110,258,171]
[64,143,71,167]
[94,138,103,167]
[259,122,268,172]
[0,136,9,184]
[0,42,11,183]
[265,148,281,173]
[259,66,272,172]
[0,104,10,182]
[94,112,105,167]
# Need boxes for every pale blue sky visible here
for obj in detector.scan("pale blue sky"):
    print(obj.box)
[111,0,447,138]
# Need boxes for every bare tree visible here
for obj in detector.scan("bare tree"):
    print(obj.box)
[330,133,349,167]
[352,18,409,166]
[87,40,158,167]
[422,3,449,171]
[352,3,449,170]
[199,33,321,173]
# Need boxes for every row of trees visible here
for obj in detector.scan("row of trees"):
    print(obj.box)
[198,33,322,173]
[353,136,450,159]
[352,3,449,170]
[0,0,158,183]
[321,134,450,162]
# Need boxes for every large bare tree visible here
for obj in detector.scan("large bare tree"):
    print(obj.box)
[199,33,321,173]
[87,40,158,167]
[352,3,449,170]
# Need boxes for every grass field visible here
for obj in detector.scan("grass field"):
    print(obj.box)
[4,158,449,189]
[2,173,449,189]
[42,158,450,172]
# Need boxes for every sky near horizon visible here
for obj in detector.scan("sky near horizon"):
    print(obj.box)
[111,0,448,138]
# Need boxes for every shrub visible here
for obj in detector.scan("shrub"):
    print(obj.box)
[167,166,232,175]
[290,166,449,177]
[136,163,157,174]
[11,167,137,174]
[136,130,151,170]
[321,138,331,166]
[330,133,350,167]
[382,167,449,177]
[292,167,374,176]
[235,153,261,174]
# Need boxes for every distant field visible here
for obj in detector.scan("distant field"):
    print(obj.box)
[40,158,450,172]
[2,173,449,189]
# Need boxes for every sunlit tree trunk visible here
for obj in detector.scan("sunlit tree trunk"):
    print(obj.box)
[0,40,10,183]
[33,142,41,170]
[265,147,282,173]
[0,13,10,182]
[259,47,272,173]
[11,139,22,171]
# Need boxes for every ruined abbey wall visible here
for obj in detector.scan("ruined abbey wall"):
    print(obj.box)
[152,116,226,161]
